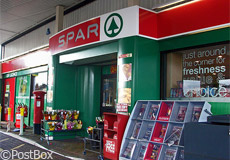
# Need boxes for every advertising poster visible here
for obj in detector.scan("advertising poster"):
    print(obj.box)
[182,44,229,86]
[182,43,230,97]
[119,63,132,82]
[19,76,28,96]
[118,88,131,104]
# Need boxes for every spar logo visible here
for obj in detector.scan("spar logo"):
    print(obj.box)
[104,13,123,37]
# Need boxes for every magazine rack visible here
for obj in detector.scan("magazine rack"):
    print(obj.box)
[103,112,129,160]
[119,100,211,160]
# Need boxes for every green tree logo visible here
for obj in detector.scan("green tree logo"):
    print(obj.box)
[104,13,123,37]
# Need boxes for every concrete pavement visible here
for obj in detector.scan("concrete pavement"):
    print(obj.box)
[0,122,100,160]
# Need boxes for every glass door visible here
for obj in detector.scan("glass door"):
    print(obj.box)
[101,74,117,114]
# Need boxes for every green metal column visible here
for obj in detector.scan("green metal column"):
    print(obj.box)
[76,66,101,137]
[133,37,160,105]
[118,36,161,113]
[48,55,77,110]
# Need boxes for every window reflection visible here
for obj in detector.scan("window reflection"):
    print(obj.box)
[102,78,117,107]
[32,72,47,92]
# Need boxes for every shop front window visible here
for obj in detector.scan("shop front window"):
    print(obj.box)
[32,72,47,92]
[164,42,230,100]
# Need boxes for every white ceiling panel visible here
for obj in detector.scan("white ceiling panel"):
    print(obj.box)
[0,0,84,44]
[0,0,184,45]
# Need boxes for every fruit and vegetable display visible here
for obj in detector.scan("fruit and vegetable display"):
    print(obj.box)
[45,110,82,131]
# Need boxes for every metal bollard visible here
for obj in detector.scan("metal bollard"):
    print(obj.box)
[19,108,25,136]
[7,108,12,132]
[0,105,2,128]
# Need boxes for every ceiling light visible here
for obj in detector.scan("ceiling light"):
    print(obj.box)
[152,0,200,12]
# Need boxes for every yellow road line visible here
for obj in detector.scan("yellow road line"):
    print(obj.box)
[0,148,3,151]
[0,138,9,142]
[11,144,25,150]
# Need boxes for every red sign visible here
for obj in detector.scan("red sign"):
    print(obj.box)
[116,103,128,112]
[139,0,230,39]
[50,17,100,55]
[118,53,132,59]
[2,48,49,74]
[49,1,229,55]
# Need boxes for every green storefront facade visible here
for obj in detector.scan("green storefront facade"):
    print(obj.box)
[47,4,229,137]
[1,1,229,138]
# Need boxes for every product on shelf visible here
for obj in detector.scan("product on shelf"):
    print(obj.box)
[177,81,183,88]
[47,122,57,131]
[176,106,187,122]
[44,111,49,120]
[72,110,80,119]
[166,106,172,117]
[131,121,142,139]
[119,100,211,160]
[170,88,183,98]
[170,81,184,98]
[178,149,184,160]
[191,106,202,122]
[87,126,94,134]
[164,148,177,160]
[63,119,67,130]
[147,104,160,120]
[121,141,136,159]
[67,121,74,130]
[137,144,147,160]
[44,110,80,121]
[165,126,183,146]
[142,124,154,141]
[145,143,161,160]
[137,104,147,119]
[44,109,82,131]
[151,122,168,143]
[56,122,63,131]
[158,102,174,121]
[159,124,167,138]
[51,111,57,120]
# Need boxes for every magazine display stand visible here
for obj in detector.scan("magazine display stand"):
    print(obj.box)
[119,100,211,160]
[103,112,129,160]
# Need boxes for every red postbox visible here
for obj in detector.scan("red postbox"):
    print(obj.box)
[33,91,46,134]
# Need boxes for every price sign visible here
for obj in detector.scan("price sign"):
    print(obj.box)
[116,103,128,112]
[105,140,115,154]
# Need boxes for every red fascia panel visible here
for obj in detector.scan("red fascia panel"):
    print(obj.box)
[2,48,50,73]
[157,0,230,38]
[139,8,158,38]
[49,17,100,55]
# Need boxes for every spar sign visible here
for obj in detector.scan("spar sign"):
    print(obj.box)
[50,6,139,55]
[49,0,229,55]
